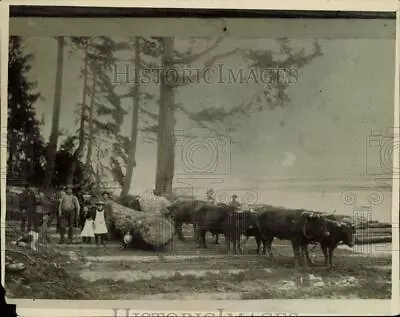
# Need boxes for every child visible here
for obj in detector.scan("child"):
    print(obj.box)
[39,213,51,244]
[93,199,108,246]
[80,205,95,244]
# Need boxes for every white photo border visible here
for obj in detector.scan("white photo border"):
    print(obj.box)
[1,1,399,316]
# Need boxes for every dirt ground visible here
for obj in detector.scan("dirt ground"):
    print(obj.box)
[5,221,392,300]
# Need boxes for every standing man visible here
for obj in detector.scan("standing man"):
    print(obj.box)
[19,183,38,233]
[206,188,216,205]
[229,194,241,211]
[56,186,66,233]
[58,185,80,244]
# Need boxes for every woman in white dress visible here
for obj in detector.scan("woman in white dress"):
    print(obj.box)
[80,205,95,244]
[93,199,108,246]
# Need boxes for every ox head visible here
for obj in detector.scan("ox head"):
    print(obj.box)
[244,210,260,228]
[165,201,179,219]
[301,210,330,240]
[334,221,355,247]
[235,210,263,236]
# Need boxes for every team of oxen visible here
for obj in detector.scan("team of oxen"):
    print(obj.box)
[164,200,356,268]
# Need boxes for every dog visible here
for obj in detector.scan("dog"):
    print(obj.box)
[12,213,51,252]
[122,231,133,249]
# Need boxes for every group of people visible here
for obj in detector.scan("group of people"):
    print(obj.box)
[19,183,113,246]
[206,188,242,210]
[18,184,245,249]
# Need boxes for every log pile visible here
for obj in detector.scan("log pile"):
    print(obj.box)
[109,200,174,249]
[354,220,392,245]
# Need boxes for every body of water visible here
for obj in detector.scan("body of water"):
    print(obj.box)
[179,180,392,224]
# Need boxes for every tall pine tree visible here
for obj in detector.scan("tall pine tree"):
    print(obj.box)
[7,36,46,187]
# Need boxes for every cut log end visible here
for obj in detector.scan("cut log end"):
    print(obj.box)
[109,200,174,249]
[137,215,174,248]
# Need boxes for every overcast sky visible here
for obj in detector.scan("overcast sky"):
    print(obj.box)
[21,26,395,194]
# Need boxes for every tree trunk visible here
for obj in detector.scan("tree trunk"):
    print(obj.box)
[121,37,141,197]
[155,37,176,196]
[44,36,65,190]
[109,200,174,249]
[67,42,89,185]
[85,66,98,177]
[95,147,102,192]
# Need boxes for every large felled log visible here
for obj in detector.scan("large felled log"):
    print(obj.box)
[109,200,174,249]
[355,235,392,245]
[115,194,142,211]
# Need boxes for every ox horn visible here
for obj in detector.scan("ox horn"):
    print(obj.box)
[302,211,317,218]
[326,209,337,217]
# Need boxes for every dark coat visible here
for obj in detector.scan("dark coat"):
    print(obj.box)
[19,188,37,211]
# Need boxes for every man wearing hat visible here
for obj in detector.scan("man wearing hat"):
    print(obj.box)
[229,194,241,211]
[58,185,80,244]
[206,188,216,205]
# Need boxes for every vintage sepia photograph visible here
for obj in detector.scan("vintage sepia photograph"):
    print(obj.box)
[2,12,397,305]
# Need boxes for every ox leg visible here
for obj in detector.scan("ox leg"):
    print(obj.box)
[226,237,231,254]
[254,235,261,255]
[262,238,268,256]
[215,233,219,245]
[299,246,310,268]
[291,241,302,267]
[175,222,185,241]
[254,232,267,256]
[303,246,314,266]
[265,237,275,262]
[232,238,237,255]
[236,234,243,255]
[193,226,199,244]
[201,230,208,249]
[321,245,329,267]
[193,224,201,243]
[262,240,267,256]
[328,248,334,268]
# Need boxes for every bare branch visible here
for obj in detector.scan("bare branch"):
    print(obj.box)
[175,103,229,139]
[172,38,224,64]
[140,107,158,121]
[177,48,243,86]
